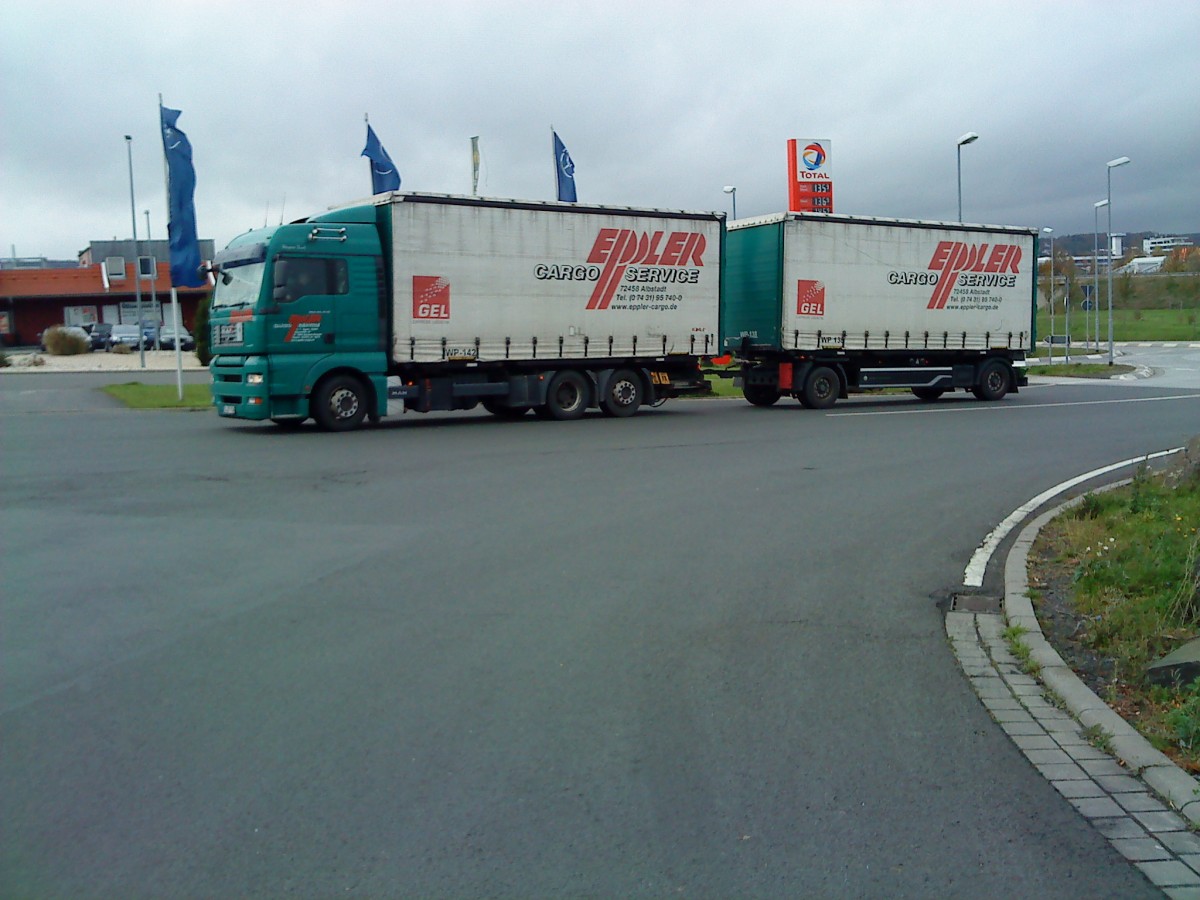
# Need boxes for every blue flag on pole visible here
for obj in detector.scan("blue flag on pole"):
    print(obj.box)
[362,124,401,194]
[553,131,576,202]
[159,106,205,288]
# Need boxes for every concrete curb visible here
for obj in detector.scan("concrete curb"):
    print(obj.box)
[1005,497,1200,826]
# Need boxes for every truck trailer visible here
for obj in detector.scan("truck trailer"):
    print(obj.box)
[209,193,724,430]
[722,213,1038,408]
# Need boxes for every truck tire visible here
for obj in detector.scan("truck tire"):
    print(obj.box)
[544,370,588,420]
[972,360,1010,401]
[312,374,368,431]
[802,366,840,410]
[601,369,642,417]
[743,383,781,407]
[912,387,946,401]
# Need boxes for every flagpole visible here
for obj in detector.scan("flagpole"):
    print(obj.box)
[159,93,184,400]
[364,113,373,192]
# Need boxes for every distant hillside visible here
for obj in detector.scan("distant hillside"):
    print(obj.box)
[1048,232,1200,257]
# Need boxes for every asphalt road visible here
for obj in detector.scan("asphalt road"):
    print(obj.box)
[3,364,1198,897]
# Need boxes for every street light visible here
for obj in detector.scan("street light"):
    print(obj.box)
[125,135,145,368]
[723,185,737,221]
[1093,199,1108,352]
[956,132,979,222]
[1042,228,1054,363]
[1106,156,1131,365]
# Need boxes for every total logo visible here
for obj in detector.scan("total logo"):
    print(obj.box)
[413,275,450,319]
[801,142,827,171]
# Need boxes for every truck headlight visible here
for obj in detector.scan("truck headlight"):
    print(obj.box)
[247,373,264,385]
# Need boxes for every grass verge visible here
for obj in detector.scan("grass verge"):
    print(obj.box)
[1026,363,1137,378]
[1031,446,1200,770]
[101,382,212,409]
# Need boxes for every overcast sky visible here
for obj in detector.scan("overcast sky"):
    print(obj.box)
[2,0,1197,261]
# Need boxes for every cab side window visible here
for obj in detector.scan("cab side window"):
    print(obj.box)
[274,258,349,303]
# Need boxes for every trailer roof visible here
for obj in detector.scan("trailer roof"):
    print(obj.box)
[729,211,1038,236]
[321,191,726,223]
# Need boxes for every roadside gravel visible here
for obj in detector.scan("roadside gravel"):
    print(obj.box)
[1,350,206,373]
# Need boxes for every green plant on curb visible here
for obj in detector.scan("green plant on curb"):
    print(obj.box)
[1004,624,1042,676]
[1083,722,1114,754]
[0,349,9,368]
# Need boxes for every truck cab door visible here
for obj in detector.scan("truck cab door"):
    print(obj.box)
[266,256,345,353]
[268,255,382,355]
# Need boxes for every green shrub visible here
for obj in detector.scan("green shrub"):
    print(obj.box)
[110,342,133,355]
[0,350,9,368]
[194,295,212,365]
[42,327,89,355]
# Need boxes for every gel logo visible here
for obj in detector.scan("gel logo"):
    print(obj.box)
[802,143,827,171]
[413,276,450,319]
[797,279,825,317]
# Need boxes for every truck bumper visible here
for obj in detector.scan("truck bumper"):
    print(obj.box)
[210,356,272,421]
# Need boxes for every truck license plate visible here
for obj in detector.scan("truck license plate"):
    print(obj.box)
[222,404,235,415]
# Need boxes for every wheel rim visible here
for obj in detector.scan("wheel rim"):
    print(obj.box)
[330,387,360,420]
[611,378,637,408]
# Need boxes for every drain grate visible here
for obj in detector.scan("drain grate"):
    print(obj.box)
[949,592,1002,614]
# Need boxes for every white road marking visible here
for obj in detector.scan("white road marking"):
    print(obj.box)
[962,447,1182,587]
[829,392,1200,417]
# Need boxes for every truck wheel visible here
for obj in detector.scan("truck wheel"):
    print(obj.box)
[912,387,946,401]
[972,361,1010,401]
[601,369,642,417]
[483,398,528,418]
[312,374,368,431]
[545,370,588,420]
[803,366,840,410]
[743,383,781,407]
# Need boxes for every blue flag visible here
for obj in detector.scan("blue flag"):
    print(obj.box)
[553,131,576,202]
[159,106,205,288]
[362,124,401,193]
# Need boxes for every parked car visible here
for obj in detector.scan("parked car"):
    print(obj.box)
[38,325,92,352]
[158,325,195,351]
[85,322,113,350]
[108,324,147,350]
[142,322,160,348]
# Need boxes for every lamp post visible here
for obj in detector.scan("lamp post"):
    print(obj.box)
[1093,199,1108,352]
[1042,227,1054,363]
[956,132,979,222]
[125,135,145,368]
[1106,156,1131,365]
[723,185,737,221]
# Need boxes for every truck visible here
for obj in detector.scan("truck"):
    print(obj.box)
[208,193,724,430]
[721,212,1038,408]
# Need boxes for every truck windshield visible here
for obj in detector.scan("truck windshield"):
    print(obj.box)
[212,262,265,309]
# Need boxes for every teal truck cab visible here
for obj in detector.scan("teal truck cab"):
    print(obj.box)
[209,205,388,429]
